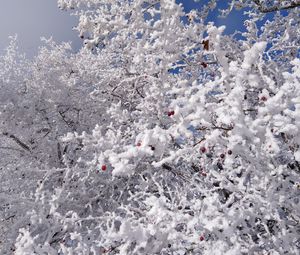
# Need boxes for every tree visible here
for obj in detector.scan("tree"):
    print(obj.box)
[0,0,299,254]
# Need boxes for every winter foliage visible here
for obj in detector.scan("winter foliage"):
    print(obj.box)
[0,0,300,254]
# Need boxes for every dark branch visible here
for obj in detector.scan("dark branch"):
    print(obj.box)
[2,132,31,152]
[253,0,300,13]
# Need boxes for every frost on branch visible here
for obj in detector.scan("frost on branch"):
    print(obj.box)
[0,0,300,254]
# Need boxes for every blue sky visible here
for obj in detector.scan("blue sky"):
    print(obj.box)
[178,0,246,34]
[0,0,246,57]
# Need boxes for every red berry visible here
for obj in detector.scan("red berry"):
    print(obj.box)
[220,153,225,159]
[136,142,142,147]
[167,110,175,116]
[200,147,206,153]
[201,62,208,68]
[201,171,207,177]
[101,165,107,171]
[199,235,205,241]
[227,150,232,155]
[261,96,267,101]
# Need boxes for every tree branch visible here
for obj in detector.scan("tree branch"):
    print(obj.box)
[253,0,300,13]
[2,132,31,152]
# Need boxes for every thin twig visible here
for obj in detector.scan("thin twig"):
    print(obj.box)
[2,132,31,152]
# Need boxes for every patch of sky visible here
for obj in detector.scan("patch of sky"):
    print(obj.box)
[0,0,80,57]
[177,0,248,36]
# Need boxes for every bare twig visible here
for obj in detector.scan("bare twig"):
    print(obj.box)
[2,132,31,152]
[212,122,234,131]
[142,1,160,13]
[193,137,206,147]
